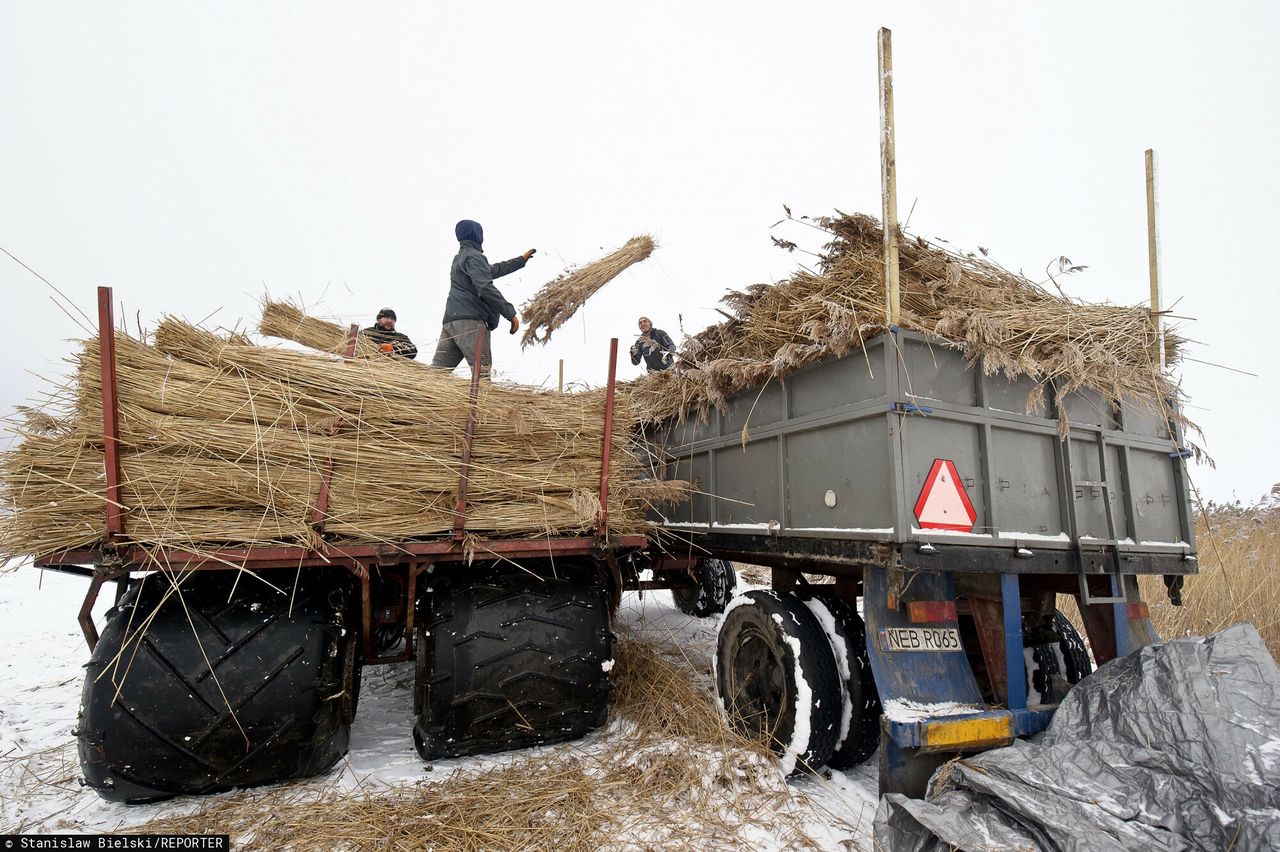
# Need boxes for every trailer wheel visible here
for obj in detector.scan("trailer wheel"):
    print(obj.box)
[715,590,841,774]
[1024,610,1094,705]
[413,559,612,760]
[802,590,881,769]
[77,571,358,803]
[671,558,737,617]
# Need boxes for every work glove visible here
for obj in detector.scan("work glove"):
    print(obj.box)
[662,351,674,365]
[521,248,537,261]
[510,315,521,335]
[379,343,394,354]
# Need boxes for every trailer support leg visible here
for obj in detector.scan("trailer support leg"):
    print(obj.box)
[1001,573,1026,712]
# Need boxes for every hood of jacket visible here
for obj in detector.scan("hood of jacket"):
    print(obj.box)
[454,219,483,247]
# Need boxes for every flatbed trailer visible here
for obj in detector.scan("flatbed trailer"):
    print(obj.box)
[33,287,657,802]
[645,326,1198,795]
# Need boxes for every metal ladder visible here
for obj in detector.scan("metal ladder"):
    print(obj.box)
[1061,422,1126,606]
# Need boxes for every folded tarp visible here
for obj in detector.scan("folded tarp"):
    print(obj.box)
[874,622,1280,851]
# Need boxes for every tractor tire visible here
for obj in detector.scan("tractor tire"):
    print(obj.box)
[1024,610,1094,705]
[801,590,881,769]
[715,590,842,775]
[671,557,737,617]
[413,560,612,760]
[78,571,358,803]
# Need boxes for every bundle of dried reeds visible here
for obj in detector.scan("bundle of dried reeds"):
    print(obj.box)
[520,235,657,347]
[259,300,384,358]
[626,213,1184,434]
[122,630,833,850]
[0,309,682,562]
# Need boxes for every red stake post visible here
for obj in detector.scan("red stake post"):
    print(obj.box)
[453,333,486,540]
[97,286,124,541]
[310,324,360,529]
[597,339,619,539]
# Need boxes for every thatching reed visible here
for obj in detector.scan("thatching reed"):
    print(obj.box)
[120,628,843,851]
[626,213,1184,435]
[259,301,384,358]
[520,235,656,347]
[0,309,683,562]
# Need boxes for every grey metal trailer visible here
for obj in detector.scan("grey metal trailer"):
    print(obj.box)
[643,326,1198,795]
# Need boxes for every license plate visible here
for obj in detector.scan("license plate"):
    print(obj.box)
[880,626,963,653]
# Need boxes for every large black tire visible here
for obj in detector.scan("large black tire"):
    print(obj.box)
[1024,610,1094,705]
[78,571,358,803]
[715,590,842,775]
[413,560,613,760]
[801,590,881,769]
[671,557,737,617]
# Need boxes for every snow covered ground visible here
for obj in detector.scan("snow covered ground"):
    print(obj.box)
[0,565,880,847]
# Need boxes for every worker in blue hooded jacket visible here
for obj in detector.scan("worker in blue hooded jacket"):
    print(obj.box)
[429,219,535,375]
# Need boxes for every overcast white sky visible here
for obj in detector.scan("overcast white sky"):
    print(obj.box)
[2,1,1276,503]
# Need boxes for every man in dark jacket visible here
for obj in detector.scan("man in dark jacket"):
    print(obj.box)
[362,308,418,359]
[629,316,677,372]
[429,219,534,375]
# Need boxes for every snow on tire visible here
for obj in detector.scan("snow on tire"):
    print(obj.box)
[671,557,738,617]
[715,589,841,774]
[801,590,880,768]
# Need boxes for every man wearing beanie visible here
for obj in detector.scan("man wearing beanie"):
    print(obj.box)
[430,219,535,376]
[362,307,418,359]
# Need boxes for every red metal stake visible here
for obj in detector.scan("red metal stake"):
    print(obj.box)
[97,286,124,541]
[453,332,486,540]
[597,338,619,540]
[310,324,360,529]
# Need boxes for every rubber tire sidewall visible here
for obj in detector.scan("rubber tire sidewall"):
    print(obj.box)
[716,589,842,774]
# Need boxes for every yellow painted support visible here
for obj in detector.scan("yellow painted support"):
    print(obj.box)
[921,714,1013,752]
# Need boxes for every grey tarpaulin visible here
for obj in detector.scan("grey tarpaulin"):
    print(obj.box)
[873,622,1280,851]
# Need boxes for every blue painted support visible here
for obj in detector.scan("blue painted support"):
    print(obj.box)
[1000,573,1026,712]
[1111,574,1131,657]
[863,567,985,706]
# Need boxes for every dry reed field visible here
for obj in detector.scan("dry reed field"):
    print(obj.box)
[0,305,684,562]
[1142,492,1280,662]
[118,628,839,851]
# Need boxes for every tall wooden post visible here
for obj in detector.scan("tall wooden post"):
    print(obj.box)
[879,27,901,326]
[1145,148,1165,370]
[558,358,565,393]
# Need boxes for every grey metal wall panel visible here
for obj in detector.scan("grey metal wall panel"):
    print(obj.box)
[1107,443,1130,540]
[900,338,977,407]
[670,454,711,524]
[1128,449,1183,543]
[713,438,779,526]
[990,427,1063,536]
[1121,399,1172,439]
[983,372,1049,418]
[786,419,894,530]
[721,379,785,437]
[789,348,885,418]
[1062,389,1118,429]
[1066,436,1124,540]
[899,417,986,533]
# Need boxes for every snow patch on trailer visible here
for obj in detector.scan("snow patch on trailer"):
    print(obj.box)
[881,698,986,723]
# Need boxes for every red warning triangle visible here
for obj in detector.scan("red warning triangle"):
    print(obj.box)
[913,459,977,531]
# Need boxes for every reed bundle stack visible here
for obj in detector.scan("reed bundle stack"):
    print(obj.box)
[0,311,679,562]
[628,213,1183,433]
[520,235,656,347]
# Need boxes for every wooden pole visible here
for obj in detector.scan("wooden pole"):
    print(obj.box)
[558,358,564,393]
[1145,148,1165,371]
[878,27,901,326]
